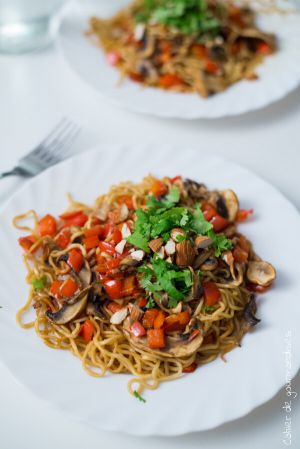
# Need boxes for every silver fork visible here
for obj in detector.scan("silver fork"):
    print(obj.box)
[0,118,80,179]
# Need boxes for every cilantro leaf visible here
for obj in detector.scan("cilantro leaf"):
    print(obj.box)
[138,256,192,308]
[134,390,146,403]
[145,297,156,309]
[208,230,232,257]
[147,186,180,209]
[190,206,213,234]
[127,231,150,253]
[32,276,47,291]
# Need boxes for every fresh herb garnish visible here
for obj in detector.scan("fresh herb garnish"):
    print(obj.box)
[138,255,193,308]
[208,230,232,257]
[135,0,220,37]
[128,188,231,258]
[134,390,146,403]
[145,297,156,309]
[32,276,47,291]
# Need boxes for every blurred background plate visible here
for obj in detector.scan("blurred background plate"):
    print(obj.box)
[57,1,300,119]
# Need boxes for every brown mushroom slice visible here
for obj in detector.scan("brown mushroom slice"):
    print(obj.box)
[46,290,89,325]
[165,333,203,358]
[219,189,239,222]
[222,251,244,286]
[78,262,92,287]
[247,261,276,286]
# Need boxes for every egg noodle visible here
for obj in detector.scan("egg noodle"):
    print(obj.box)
[14,176,275,397]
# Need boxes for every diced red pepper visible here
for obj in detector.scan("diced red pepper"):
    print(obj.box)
[257,42,271,55]
[83,225,104,239]
[154,310,165,329]
[236,209,253,222]
[150,180,167,198]
[233,246,248,263]
[111,228,122,244]
[138,297,147,308]
[103,278,122,299]
[60,210,88,227]
[18,235,38,252]
[121,275,136,297]
[246,283,269,294]
[191,43,208,59]
[50,280,63,298]
[117,195,134,210]
[131,321,146,337]
[205,60,220,75]
[99,241,116,256]
[164,310,190,332]
[201,202,217,221]
[159,73,185,88]
[55,229,70,249]
[147,328,166,349]
[210,214,229,232]
[80,319,94,342]
[38,214,57,237]
[60,278,78,298]
[183,362,197,373]
[83,235,100,249]
[107,301,123,314]
[203,281,221,306]
[68,249,84,272]
[170,175,182,183]
[142,309,159,329]
[128,72,144,83]
[106,258,120,271]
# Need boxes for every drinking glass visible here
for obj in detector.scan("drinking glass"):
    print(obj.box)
[0,0,67,54]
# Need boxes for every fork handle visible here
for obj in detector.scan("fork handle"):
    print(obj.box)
[0,167,32,179]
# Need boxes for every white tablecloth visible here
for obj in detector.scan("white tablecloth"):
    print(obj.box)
[0,38,299,449]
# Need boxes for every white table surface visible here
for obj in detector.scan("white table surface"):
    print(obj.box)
[0,28,300,449]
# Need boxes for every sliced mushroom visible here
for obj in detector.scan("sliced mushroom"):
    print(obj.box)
[193,248,214,269]
[219,189,239,222]
[184,268,203,302]
[86,288,103,317]
[194,235,213,250]
[166,332,203,358]
[183,179,208,200]
[78,262,92,287]
[46,289,89,325]
[222,251,244,286]
[215,195,229,219]
[176,241,195,267]
[119,254,143,271]
[247,261,276,286]
[148,238,163,252]
[243,295,261,327]
[200,257,218,271]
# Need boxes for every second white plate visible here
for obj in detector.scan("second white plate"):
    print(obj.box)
[58,1,300,119]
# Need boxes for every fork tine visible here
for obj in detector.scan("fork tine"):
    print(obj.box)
[37,119,75,159]
[42,123,80,164]
[31,118,70,157]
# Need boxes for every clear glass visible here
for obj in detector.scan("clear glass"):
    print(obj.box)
[0,0,67,54]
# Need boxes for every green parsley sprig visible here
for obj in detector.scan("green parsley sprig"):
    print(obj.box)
[135,0,220,37]
[134,390,147,403]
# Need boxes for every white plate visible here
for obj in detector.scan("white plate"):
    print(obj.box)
[0,144,300,436]
[58,1,300,119]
